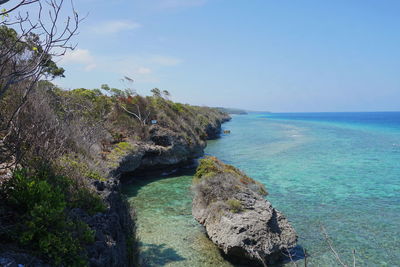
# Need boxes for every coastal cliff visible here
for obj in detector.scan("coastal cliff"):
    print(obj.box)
[113,113,230,176]
[81,106,230,266]
[192,157,297,266]
[0,84,230,266]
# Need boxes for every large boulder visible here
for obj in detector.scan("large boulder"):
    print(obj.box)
[192,157,297,266]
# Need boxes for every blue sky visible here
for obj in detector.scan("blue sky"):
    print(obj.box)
[53,0,400,112]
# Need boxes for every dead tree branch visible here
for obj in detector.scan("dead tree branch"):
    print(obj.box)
[0,0,80,166]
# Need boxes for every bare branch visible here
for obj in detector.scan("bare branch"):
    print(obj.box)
[0,0,80,166]
[321,225,355,267]
[0,1,39,16]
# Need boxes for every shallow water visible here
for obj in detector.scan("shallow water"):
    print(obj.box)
[123,171,233,267]
[125,112,400,266]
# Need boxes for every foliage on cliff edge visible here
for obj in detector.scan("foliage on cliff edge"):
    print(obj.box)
[193,156,268,215]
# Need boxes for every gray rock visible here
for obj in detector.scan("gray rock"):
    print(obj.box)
[111,117,228,175]
[0,111,230,267]
[192,159,297,266]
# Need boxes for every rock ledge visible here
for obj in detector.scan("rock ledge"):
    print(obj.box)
[192,156,297,266]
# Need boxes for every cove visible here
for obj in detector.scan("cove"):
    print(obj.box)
[123,168,234,267]
[124,112,400,266]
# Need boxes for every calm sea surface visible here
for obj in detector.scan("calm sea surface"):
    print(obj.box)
[124,112,400,266]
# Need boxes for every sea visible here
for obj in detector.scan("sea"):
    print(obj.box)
[124,112,400,267]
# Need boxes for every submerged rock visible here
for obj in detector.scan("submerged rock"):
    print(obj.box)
[192,157,297,266]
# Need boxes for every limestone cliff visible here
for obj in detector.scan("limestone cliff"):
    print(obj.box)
[0,85,230,267]
[192,157,297,266]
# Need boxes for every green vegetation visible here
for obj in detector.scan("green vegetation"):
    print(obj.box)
[171,102,186,113]
[0,168,97,266]
[193,156,222,180]
[215,107,248,115]
[226,199,243,213]
[0,5,229,266]
[107,142,136,168]
[58,154,107,182]
[0,78,228,264]
[0,26,65,80]
[194,156,268,196]
[1,62,227,265]
[192,156,267,217]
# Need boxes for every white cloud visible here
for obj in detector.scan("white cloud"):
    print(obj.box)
[60,51,180,82]
[90,20,141,34]
[106,54,181,80]
[136,67,152,74]
[61,49,97,71]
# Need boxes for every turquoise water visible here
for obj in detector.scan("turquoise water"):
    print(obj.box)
[126,112,400,266]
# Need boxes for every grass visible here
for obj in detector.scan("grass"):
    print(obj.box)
[194,156,268,196]
[107,141,136,168]
[226,199,243,213]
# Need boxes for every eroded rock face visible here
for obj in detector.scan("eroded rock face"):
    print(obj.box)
[139,126,205,169]
[113,114,230,176]
[192,157,297,266]
[68,177,136,267]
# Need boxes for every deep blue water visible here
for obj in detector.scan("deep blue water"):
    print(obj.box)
[262,112,400,131]
[126,112,400,266]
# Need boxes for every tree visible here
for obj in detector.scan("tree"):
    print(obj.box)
[151,88,161,98]
[0,1,38,17]
[162,90,171,100]
[104,78,152,126]
[120,78,151,126]
[0,0,80,168]
[0,0,78,99]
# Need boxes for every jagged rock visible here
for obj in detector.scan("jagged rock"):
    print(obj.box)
[112,115,230,175]
[82,113,230,266]
[0,108,230,266]
[192,157,297,266]
[85,184,136,267]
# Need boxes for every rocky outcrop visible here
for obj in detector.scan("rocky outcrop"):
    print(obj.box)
[113,114,230,176]
[192,157,297,266]
[204,115,231,139]
[72,178,136,267]
[139,126,204,169]
[0,107,230,267]
[84,112,231,266]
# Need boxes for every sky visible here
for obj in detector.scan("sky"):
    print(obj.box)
[20,0,400,112]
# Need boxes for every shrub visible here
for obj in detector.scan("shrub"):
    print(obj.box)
[194,156,221,181]
[226,199,243,213]
[194,156,268,196]
[1,169,96,266]
[69,186,106,215]
[171,102,185,113]
[107,141,136,167]
[58,154,107,182]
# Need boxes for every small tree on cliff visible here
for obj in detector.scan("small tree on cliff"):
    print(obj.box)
[151,88,162,98]
[162,90,171,100]
[102,77,152,126]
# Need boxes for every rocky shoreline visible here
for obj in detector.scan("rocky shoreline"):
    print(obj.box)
[0,110,230,267]
[192,157,297,266]
[1,111,298,267]
[89,113,231,266]
[82,113,231,266]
